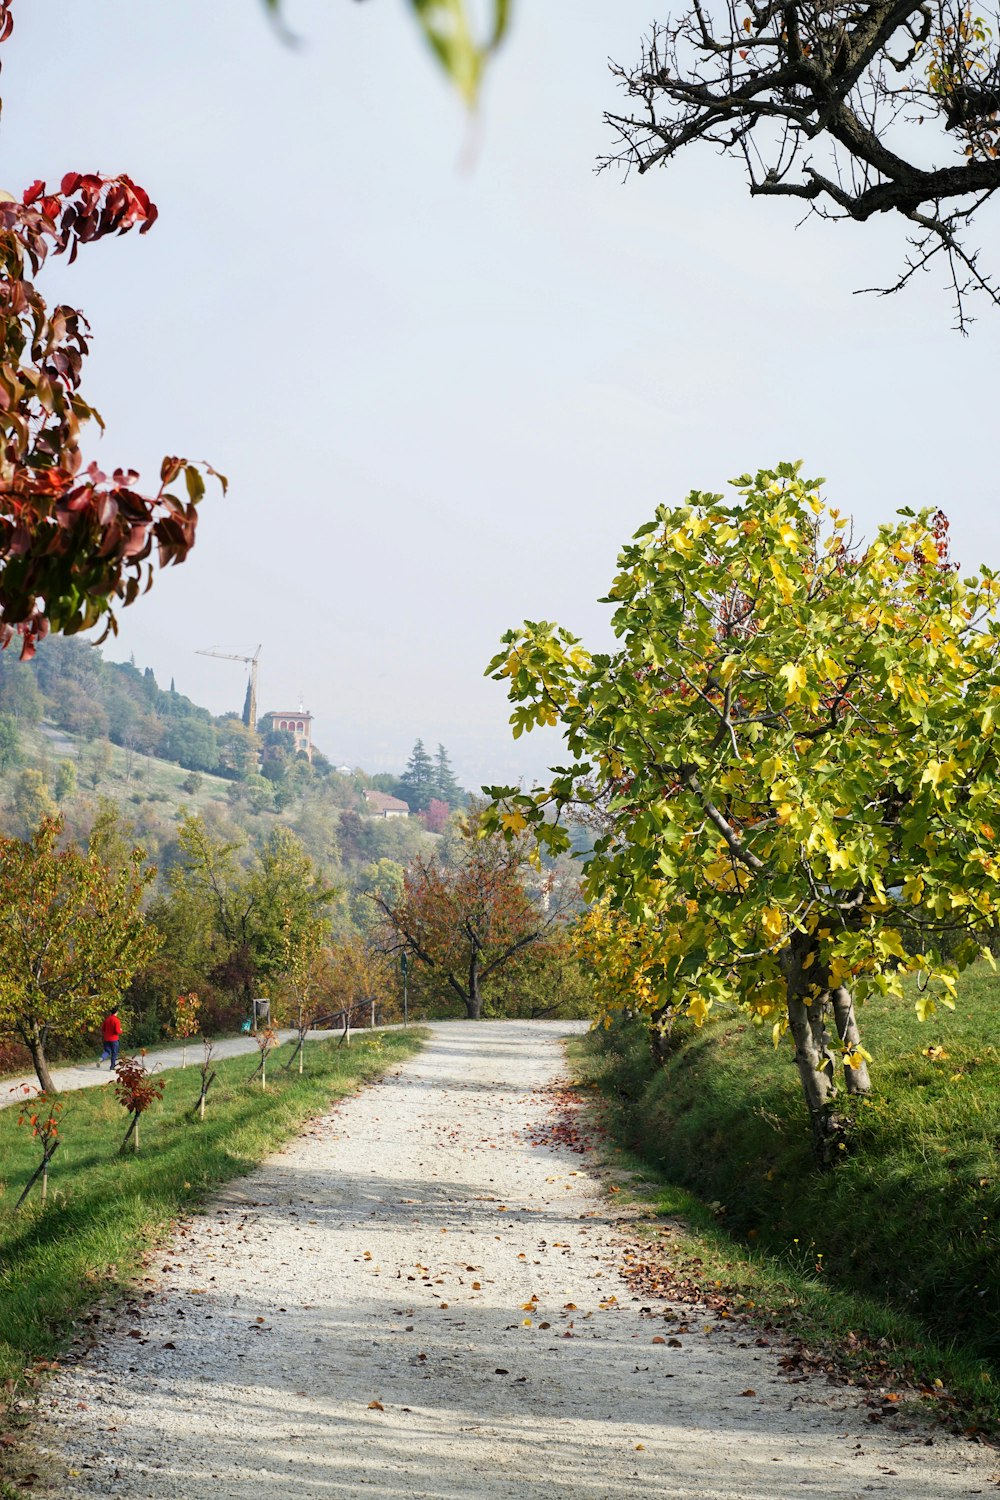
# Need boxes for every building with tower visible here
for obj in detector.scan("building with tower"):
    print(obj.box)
[262,708,313,761]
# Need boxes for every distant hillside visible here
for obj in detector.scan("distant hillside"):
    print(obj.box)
[0,637,473,916]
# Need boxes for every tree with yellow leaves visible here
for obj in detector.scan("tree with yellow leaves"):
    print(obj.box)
[486,463,1000,1161]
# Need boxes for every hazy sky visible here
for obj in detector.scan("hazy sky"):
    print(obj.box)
[4,2,999,788]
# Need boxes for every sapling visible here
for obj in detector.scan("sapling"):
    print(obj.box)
[114,1053,165,1154]
[14,1088,64,1209]
[195,1035,217,1121]
[169,991,201,1068]
[249,1027,277,1091]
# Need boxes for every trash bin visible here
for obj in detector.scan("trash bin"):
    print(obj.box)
[252,998,270,1024]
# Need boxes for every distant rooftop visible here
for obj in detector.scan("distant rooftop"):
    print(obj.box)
[362,789,410,815]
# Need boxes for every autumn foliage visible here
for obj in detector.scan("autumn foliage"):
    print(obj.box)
[14,1087,63,1207]
[0,4,223,657]
[0,817,158,1093]
[488,463,1000,1157]
[114,1053,165,1153]
[377,834,555,1019]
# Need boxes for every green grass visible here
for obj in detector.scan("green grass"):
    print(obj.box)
[0,1030,424,1394]
[574,969,1000,1428]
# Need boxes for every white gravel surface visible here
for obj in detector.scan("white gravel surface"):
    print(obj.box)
[37,1020,997,1498]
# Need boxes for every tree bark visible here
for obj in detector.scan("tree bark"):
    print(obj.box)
[781,937,844,1166]
[648,1004,674,1066]
[24,1025,55,1094]
[831,985,872,1096]
[467,950,482,1019]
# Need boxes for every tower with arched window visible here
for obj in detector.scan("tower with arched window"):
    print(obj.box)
[262,708,313,761]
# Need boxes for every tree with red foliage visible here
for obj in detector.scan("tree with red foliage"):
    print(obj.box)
[421,798,452,834]
[114,1053,165,1154]
[0,2,223,658]
[376,832,560,1019]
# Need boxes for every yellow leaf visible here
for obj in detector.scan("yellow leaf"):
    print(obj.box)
[921,759,956,790]
[778,662,807,700]
[829,956,852,988]
[761,905,784,942]
[687,994,712,1027]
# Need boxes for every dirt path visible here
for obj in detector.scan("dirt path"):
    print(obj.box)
[37,1021,995,1498]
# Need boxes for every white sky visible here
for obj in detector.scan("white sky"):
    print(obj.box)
[4,2,999,788]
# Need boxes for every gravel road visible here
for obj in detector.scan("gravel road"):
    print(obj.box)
[37,1020,996,1498]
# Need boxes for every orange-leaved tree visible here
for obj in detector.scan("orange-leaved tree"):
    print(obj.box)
[376,830,559,1019]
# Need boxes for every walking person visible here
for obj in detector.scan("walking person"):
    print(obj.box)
[98,1007,122,1070]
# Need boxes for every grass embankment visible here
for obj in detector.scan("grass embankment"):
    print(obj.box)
[0,1030,424,1393]
[575,969,1000,1427]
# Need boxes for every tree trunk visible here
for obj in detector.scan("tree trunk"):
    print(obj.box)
[781,936,845,1166]
[24,1026,55,1094]
[785,989,844,1165]
[831,985,872,1095]
[648,1005,674,1066]
[467,951,482,1019]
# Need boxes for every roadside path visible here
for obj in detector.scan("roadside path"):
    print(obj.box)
[37,1021,995,1498]
[1,1027,373,1109]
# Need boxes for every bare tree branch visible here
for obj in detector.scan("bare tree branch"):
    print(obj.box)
[603,1,1000,328]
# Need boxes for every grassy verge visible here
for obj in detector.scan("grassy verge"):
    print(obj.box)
[0,1029,424,1395]
[571,972,1000,1433]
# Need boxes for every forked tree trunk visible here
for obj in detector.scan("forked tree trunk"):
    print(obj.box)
[831,985,872,1095]
[786,988,841,1162]
[782,937,843,1166]
[783,933,873,1166]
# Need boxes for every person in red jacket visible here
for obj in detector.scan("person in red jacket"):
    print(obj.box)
[98,1007,122,1069]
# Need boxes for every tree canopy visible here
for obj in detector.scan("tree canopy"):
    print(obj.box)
[0,817,158,1090]
[486,463,1000,1155]
[376,829,557,1018]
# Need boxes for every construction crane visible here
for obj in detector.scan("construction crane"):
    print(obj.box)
[196,644,262,732]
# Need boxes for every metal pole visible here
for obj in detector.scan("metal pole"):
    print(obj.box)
[401,952,409,1027]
